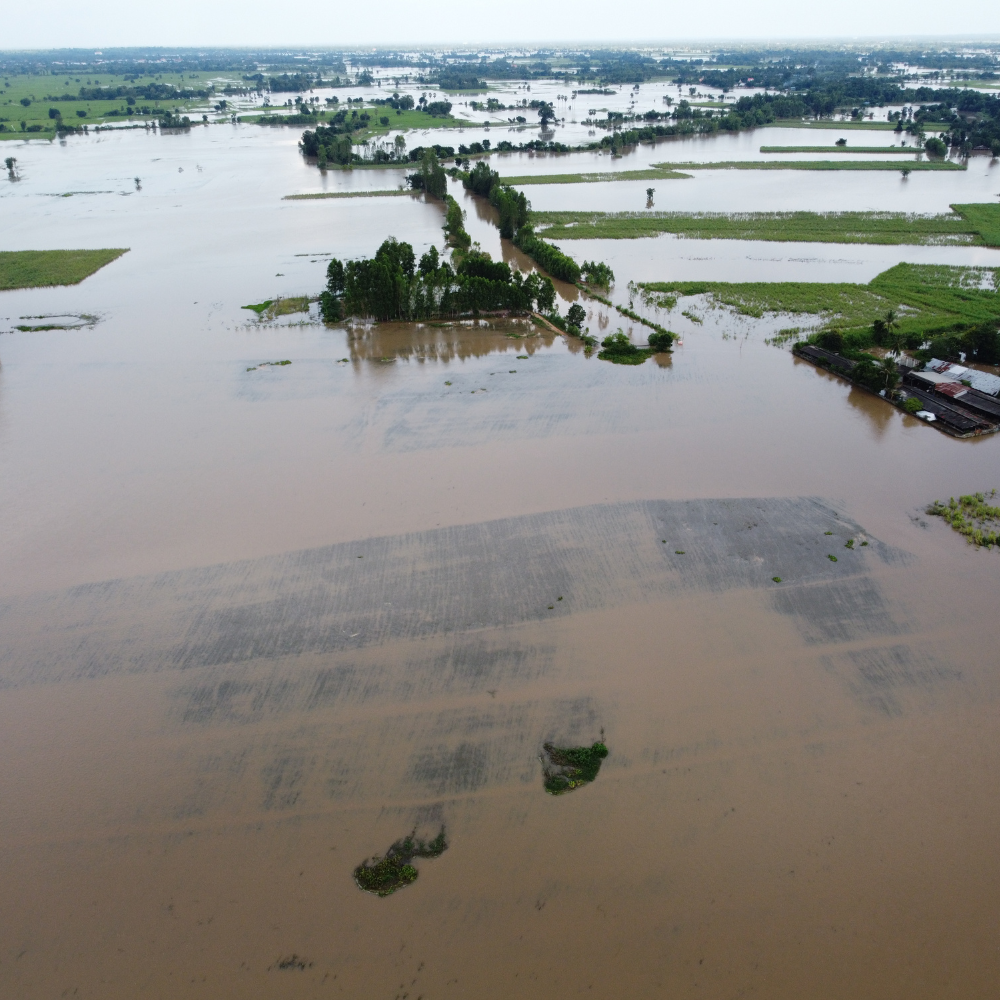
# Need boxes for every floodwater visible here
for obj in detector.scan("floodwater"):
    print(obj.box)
[2,119,1000,1000]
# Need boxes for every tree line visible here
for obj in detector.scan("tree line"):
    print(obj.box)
[318,237,556,322]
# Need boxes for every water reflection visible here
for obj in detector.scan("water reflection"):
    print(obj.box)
[345,317,556,363]
[846,385,895,438]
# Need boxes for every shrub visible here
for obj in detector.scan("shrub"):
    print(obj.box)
[648,330,674,352]
[925,136,948,158]
[817,329,844,352]
[598,330,651,365]
[903,396,923,414]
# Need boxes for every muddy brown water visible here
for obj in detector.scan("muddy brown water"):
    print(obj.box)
[1,124,1000,999]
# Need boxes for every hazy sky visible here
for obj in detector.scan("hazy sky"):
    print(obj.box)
[6,0,1000,50]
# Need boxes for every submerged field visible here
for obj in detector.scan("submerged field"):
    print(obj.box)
[0,249,129,289]
[659,160,966,172]
[533,204,1000,247]
[639,262,1000,339]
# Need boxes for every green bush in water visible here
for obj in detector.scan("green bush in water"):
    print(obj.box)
[353,828,448,896]
[903,396,923,414]
[542,741,609,794]
[598,330,651,365]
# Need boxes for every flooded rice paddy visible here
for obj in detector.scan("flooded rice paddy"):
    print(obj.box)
[1,117,1000,999]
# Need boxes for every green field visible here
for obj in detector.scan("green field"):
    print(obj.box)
[659,160,965,171]
[532,205,1000,246]
[0,70,229,138]
[638,263,1000,340]
[759,145,923,154]
[0,249,129,289]
[243,106,474,140]
[771,119,899,130]
[506,168,692,185]
[284,189,411,200]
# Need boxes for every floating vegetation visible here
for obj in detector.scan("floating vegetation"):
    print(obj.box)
[0,248,128,290]
[536,205,998,248]
[845,539,855,549]
[271,955,313,971]
[242,297,312,321]
[12,312,98,332]
[827,554,838,562]
[353,828,448,897]
[598,329,651,365]
[772,576,783,582]
[542,740,609,795]
[927,491,1000,548]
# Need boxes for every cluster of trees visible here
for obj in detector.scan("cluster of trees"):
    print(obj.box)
[299,112,375,165]
[434,74,487,91]
[373,92,415,111]
[581,261,614,289]
[43,82,209,102]
[421,99,453,117]
[513,227,581,284]
[406,149,449,198]
[158,111,191,129]
[816,313,1000,373]
[917,324,1000,365]
[461,162,529,238]
[318,238,556,322]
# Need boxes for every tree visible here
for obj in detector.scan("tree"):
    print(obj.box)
[567,303,586,330]
[420,149,447,199]
[924,136,947,157]
[537,102,556,128]
[535,276,556,313]
[419,245,439,275]
[326,258,346,296]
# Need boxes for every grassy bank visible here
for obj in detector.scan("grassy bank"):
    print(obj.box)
[0,70,222,136]
[659,159,965,171]
[771,119,899,130]
[505,168,692,185]
[759,145,923,153]
[532,206,1000,246]
[283,189,411,200]
[638,263,1000,342]
[0,249,129,290]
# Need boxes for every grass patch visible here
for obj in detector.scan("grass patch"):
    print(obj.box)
[505,168,691,185]
[770,119,898,130]
[542,741,609,794]
[0,69,223,136]
[638,262,1000,342]
[532,207,992,246]
[283,189,410,200]
[598,330,653,364]
[658,160,965,171]
[927,491,1000,548]
[0,249,128,290]
[759,145,922,153]
[353,829,448,897]
[242,296,311,320]
[952,203,1000,248]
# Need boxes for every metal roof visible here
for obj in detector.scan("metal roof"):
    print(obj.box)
[926,358,1000,397]
[936,382,969,398]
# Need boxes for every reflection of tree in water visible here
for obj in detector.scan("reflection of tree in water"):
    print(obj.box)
[347,318,557,363]
[846,385,894,439]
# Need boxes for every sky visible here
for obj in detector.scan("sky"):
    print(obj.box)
[5,0,1000,50]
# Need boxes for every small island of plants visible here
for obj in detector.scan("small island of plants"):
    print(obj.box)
[927,491,1000,548]
[541,740,609,794]
[353,828,448,897]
